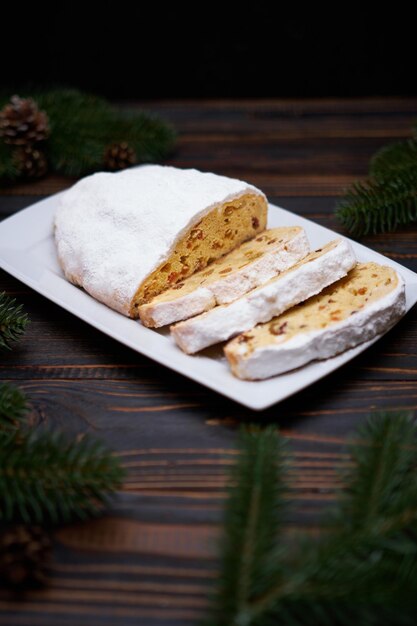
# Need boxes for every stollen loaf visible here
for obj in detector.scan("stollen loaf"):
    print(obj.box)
[54,165,267,316]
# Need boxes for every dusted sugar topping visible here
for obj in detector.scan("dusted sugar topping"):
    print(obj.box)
[54,165,266,315]
[234,263,399,353]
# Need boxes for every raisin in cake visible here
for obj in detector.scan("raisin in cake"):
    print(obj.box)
[171,239,356,354]
[225,263,405,380]
[138,227,310,327]
[54,165,267,316]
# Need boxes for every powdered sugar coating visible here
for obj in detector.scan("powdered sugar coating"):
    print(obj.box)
[54,165,266,315]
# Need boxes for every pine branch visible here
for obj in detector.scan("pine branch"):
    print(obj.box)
[205,426,288,626]
[35,89,175,177]
[207,413,417,626]
[0,429,125,524]
[334,412,417,533]
[0,292,29,351]
[370,138,417,180]
[35,89,116,176]
[0,383,28,431]
[335,169,417,237]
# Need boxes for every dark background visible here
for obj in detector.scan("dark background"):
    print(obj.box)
[1,4,415,98]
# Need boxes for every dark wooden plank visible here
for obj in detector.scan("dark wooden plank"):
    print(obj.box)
[2,97,417,197]
[1,99,417,625]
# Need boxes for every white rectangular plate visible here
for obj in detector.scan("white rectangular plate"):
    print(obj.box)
[1,192,417,410]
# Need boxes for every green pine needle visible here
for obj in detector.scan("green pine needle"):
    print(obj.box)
[0,429,125,524]
[370,138,417,180]
[0,382,28,430]
[206,426,288,626]
[336,128,417,237]
[0,88,176,181]
[207,413,417,626]
[35,89,175,177]
[0,292,29,351]
[336,168,417,237]
[335,412,417,533]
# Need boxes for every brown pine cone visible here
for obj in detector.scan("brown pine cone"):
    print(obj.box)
[104,141,136,171]
[13,146,48,180]
[0,95,50,146]
[0,524,52,589]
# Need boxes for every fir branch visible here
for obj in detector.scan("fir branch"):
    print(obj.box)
[0,429,125,524]
[35,89,116,176]
[334,412,417,533]
[35,89,175,176]
[370,138,417,180]
[207,413,417,626]
[0,292,29,351]
[206,426,288,626]
[0,383,28,431]
[335,169,417,237]
[0,88,176,181]
[336,128,417,237]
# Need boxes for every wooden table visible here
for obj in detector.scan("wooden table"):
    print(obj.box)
[1,99,416,626]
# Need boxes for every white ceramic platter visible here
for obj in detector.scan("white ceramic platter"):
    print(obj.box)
[1,193,416,410]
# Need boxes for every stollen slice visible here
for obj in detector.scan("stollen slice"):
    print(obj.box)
[171,238,356,354]
[225,262,405,380]
[138,226,310,327]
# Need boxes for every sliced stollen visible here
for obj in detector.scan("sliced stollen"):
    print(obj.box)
[54,165,267,317]
[171,238,356,354]
[225,262,405,380]
[138,227,310,327]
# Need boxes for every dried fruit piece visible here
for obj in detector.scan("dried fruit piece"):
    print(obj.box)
[237,334,253,343]
[270,321,288,336]
[168,272,179,283]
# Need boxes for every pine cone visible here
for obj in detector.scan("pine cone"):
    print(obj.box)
[104,142,136,171]
[0,524,52,589]
[0,95,50,146]
[13,146,48,180]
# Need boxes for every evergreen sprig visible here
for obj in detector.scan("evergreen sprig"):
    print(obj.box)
[207,413,417,626]
[0,291,29,350]
[336,129,417,237]
[210,427,287,625]
[34,89,176,177]
[0,383,28,430]
[336,168,417,237]
[0,89,175,182]
[370,138,417,180]
[0,428,125,524]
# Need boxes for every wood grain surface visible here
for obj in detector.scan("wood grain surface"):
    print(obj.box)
[0,98,417,625]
